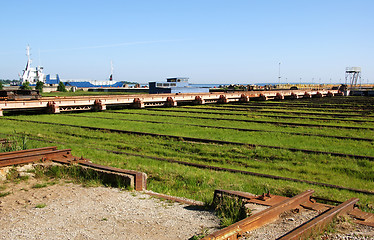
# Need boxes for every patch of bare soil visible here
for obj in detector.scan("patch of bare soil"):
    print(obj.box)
[0,178,220,240]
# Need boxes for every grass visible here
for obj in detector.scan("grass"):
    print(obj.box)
[0,96,373,214]
[5,113,373,156]
[35,203,47,208]
[0,191,11,197]
[32,183,48,188]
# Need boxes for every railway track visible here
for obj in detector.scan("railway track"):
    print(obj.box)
[0,147,147,191]
[212,103,373,114]
[4,134,373,196]
[179,106,374,122]
[3,118,374,160]
[147,108,374,124]
[237,102,374,110]
[112,110,374,131]
[67,114,374,142]
[2,145,373,239]
[203,190,373,240]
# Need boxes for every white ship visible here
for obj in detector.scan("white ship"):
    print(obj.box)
[20,45,45,84]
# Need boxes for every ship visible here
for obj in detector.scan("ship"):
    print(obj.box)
[20,45,60,86]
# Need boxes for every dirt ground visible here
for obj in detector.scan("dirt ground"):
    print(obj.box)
[0,177,220,240]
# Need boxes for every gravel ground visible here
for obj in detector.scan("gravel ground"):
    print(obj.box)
[0,178,220,240]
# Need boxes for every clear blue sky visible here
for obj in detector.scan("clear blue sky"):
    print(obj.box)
[0,0,373,84]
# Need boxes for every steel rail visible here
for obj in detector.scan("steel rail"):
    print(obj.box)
[277,198,359,240]
[111,110,374,131]
[178,106,374,122]
[3,118,374,161]
[233,102,374,111]
[211,103,373,113]
[202,190,315,240]
[68,114,374,142]
[0,148,73,167]
[146,109,374,127]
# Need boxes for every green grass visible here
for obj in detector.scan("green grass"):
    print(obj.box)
[0,97,373,213]
[32,183,48,189]
[0,191,11,197]
[35,203,47,208]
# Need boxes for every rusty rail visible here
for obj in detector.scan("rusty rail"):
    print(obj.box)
[185,106,374,119]
[205,190,373,240]
[144,109,374,130]
[0,147,147,191]
[176,107,374,123]
[202,190,314,240]
[0,147,72,167]
[277,198,359,240]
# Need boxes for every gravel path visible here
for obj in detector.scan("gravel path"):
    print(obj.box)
[0,179,220,240]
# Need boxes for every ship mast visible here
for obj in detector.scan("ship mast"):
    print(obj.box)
[109,60,113,81]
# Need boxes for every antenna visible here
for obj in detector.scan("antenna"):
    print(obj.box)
[109,60,113,81]
[278,62,281,85]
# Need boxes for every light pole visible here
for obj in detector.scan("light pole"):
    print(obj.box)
[278,62,281,86]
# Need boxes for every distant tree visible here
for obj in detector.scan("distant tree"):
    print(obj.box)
[57,82,67,92]
[20,81,32,90]
[35,81,44,93]
[0,81,3,90]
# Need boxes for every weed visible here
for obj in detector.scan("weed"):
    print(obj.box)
[32,183,48,188]
[35,203,46,208]
[6,168,18,181]
[0,191,11,197]
[210,195,247,227]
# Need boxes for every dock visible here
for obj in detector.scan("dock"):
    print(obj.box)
[0,89,339,116]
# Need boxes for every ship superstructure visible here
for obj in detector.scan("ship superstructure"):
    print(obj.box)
[20,45,45,84]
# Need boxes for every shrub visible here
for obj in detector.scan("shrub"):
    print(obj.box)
[20,81,32,90]
[35,81,44,93]
[57,82,67,92]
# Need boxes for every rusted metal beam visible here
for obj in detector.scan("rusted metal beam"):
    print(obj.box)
[77,161,147,191]
[202,190,314,240]
[0,148,73,167]
[277,198,359,240]
[0,146,57,158]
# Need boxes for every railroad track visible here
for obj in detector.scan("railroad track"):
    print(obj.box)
[3,145,373,238]
[0,146,79,167]
[211,103,374,114]
[11,133,374,195]
[112,110,374,131]
[179,106,374,122]
[3,118,374,161]
[67,114,374,142]
[203,189,374,239]
[0,147,147,191]
[147,108,374,124]
[237,102,374,110]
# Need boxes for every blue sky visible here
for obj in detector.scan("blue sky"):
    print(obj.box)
[0,0,373,84]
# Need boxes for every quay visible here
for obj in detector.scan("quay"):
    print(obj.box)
[0,89,339,116]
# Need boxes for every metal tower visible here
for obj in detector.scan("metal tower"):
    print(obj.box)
[345,67,361,89]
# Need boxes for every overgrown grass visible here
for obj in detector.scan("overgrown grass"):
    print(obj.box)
[208,195,248,227]
[0,97,373,215]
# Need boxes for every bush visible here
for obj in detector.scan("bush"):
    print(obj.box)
[57,82,67,92]
[20,81,32,90]
[35,81,44,93]
[0,81,3,90]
